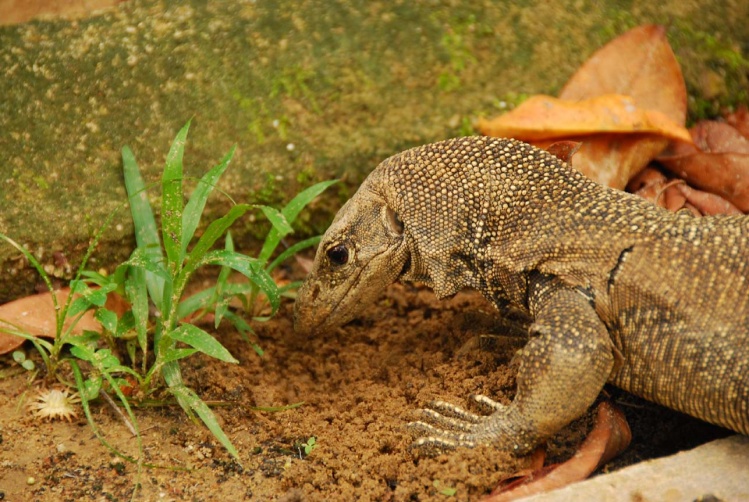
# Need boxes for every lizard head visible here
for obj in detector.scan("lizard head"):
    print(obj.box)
[294,187,410,335]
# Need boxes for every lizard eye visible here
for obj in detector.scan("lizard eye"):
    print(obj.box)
[326,244,349,266]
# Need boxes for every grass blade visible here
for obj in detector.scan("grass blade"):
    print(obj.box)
[176,282,252,320]
[159,348,199,364]
[181,146,235,261]
[213,233,235,328]
[124,247,171,280]
[223,310,264,356]
[167,324,238,364]
[122,146,165,310]
[180,204,252,278]
[201,250,280,312]
[257,205,293,236]
[282,179,339,223]
[69,360,141,465]
[266,236,321,273]
[169,384,241,461]
[125,266,149,356]
[258,180,337,264]
[94,308,118,334]
[161,122,190,273]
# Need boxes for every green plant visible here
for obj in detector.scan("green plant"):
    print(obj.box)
[0,121,335,465]
[433,480,457,497]
[12,349,36,371]
[297,436,317,457]
[82,121,334,459]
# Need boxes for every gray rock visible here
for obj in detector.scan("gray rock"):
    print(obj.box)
[522,435,749,502]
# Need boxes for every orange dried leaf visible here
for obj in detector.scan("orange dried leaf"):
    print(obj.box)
[478,94,691,143]
[0,288,102,355]
[484,401,631,502]
[560,25,687,126]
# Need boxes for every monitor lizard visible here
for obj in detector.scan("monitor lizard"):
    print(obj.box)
[293,136,749,454]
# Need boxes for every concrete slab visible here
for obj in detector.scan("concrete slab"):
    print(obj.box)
[523,435,749,502]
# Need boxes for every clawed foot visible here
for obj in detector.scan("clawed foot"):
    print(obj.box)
[408,394,509,453]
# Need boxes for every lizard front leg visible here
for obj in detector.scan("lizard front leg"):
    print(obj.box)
[409,274,615,455]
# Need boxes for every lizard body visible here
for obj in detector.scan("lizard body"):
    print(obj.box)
[294,136,749,453]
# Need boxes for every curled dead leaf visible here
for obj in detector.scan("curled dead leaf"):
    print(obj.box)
[484,401,632,502]
[628,167,688,212]
[658,121,749,211]
[628,166,742,216]
[674,183,743,216]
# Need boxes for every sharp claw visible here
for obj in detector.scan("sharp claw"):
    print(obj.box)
[470,394,507,412]
[408,420,480,450]
[427,400,483,423]
[409,432,477,455]
[420,409,476,432]
[407,420,458,438]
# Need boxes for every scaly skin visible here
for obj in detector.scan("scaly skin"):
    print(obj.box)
[294,136,749,454]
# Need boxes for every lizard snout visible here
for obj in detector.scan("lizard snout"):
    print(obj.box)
[293,279,328,336]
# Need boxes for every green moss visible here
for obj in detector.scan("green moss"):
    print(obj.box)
[670,22,749,120]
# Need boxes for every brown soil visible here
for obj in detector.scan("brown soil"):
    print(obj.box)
[0,275,730,501]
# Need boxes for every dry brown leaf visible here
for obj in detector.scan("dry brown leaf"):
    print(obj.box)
[628,166,742,215]
[0,288,103,355]
[658,121,749,211]
[628,167,689,212]
[484,401,632,502]
[724,106,749,140]
[296,254,315,274]
[559,25,687,125]
[691,121,749,154]
[675,183,743,216]
[478,94,691,143]
[545,141,582,164]
[558,24,688,188]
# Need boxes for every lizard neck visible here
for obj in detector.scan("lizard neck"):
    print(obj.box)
[381,136,513,299]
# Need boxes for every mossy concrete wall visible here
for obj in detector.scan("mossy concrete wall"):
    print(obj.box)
[1,0,747,301]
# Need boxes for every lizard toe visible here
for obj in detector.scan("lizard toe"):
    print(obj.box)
[426,400,483,423]
[470,394,508,413]
[407,423,479,455]
[418,409,476,432]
